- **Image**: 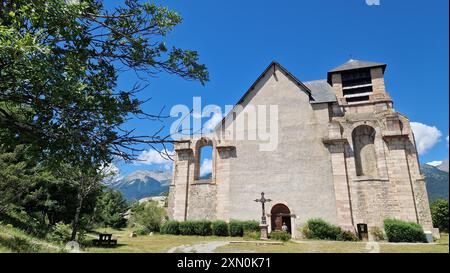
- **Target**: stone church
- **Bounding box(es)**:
[168,59,438,238]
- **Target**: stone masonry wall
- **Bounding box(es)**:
[187,183,217,220]
[223,67,337,234]
[169,62,437,238]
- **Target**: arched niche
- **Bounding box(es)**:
[352,125,378,177]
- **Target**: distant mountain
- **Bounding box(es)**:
[436,160,448,172]
[105,170,171,201]
[426,160,449,172]
[106,164,448,204]
[421,162,449,203]
[199,173,212,180]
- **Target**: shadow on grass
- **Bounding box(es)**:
[0,235,41,253]
[85,243,126,250]
[85,228,126,249]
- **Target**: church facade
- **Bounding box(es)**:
[167,59,437,238]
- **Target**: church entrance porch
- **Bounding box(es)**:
[270,204,292,234]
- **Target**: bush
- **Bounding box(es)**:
[384,219,426,243]
[0,236,41,253]
[431,199,449,233]
[370,226,386,241]
[128,201,166,233]
[47,222,72,244]
[160,220,180,235]
[241,220,260,232]
[229,220,244,237]
[244,230,261,240]
[165,220,260,237]
[161,220,214,236]
[178,221,212,236]
[228,220,260,237]
[178,221,197,235]
[0,210,48,237]
[302,219,341,240]
[269,231,291,242]
[302,218,358,241]
[212,221,228,236]
[193,220,212,236]
[135,228,150,236]
[337,230,359,241]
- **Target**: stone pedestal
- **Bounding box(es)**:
[431,228,441,239]
[424,231,434,243]
[259,224,269,240]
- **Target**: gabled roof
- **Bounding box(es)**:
[329,59,387,73]
[304,80,337,104]
[225,60,314,115]
[214,61,335,131]
[235,61,313,107]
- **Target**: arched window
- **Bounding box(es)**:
[352,125,378,177]
[195,139,213,180]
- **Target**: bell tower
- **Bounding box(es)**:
[327,59,393,113]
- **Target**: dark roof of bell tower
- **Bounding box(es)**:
[329,59,387,73]
[327,59,387,83]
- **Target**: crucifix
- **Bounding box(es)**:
[254,192,272,225]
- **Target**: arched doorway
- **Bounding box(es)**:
[270,204,291,234]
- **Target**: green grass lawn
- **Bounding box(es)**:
[0,244,11,253]
[1,223,448,253]
[84,228,449,253]
[84,227,244,253]
[215,234,449,253]
[215,240,369,253]
[0,224,63,253]
[379,233,449,253]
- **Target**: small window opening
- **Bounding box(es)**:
[346,96,370,103]
[341,69,372,87]
[198,145,213,180]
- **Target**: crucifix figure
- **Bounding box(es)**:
[254,192,272,225]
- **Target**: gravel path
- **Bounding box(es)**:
[167,241,230,253]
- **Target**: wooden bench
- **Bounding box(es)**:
[92,233,117,247]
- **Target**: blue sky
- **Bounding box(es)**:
[108,0,449,176]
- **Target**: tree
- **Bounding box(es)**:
[431,199,449,233]
[1,0,208,241]
[128,200,166,233]
[93,189,128,228]
[0,0,208,166]
[55,164,104,241]
[0,144,53,215]
[23,174,100,227]
[0,142,100,236]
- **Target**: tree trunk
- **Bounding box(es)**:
[71,192,84,241]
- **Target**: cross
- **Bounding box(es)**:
[254,192,271,225]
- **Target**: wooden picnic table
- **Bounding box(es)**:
[92,233,117,247]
